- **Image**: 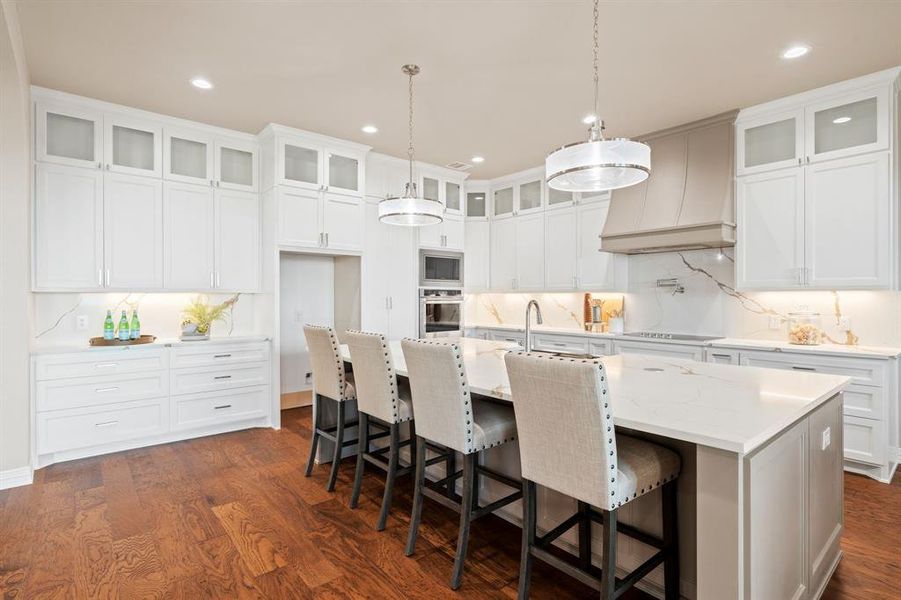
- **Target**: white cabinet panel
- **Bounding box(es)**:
[215,189,260,291]
[531,333,590,354]
[736,110,804,176]
[843,415,886,466]
[103,173,163,289]
[443,216,465,251]
[464,220,489,292]
[216,138,258,192]
[578,201,619,290]
[418,222,442,249]
[515,214,545,290]
[589,339,614,356]
[164,128,214,185]
[323,192,363,251]
[37,398,168,455]
[35,101,103,170]
[804,153,890,289]
[104,114,161,177]
[544,208,578,290]
[279,138,322,190]
[170,363,269,396]
[34,163,104,290]
[736,169,804,290]
[278,187,322,249]
[35,349,168,381]
[326,150,363,196]
[490,218,517,291]
[613,340,704,361]
[37,371,168,412]
[806,87,889,163]
[163,181,215,289]
[173,386,268,430]
[170,342,269,369]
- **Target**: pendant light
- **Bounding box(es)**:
[379,64,444,226]
[545,0,650,192]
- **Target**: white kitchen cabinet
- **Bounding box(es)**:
[578,200,620,290]
[489,218,517,290]
[216,189,261,291]
[543,200,621,292]
[277,136,365,197]
[517,178,543,214]
[806,87,889,164]
[736,169,805,289]
[544,207,578,290]
[492,185,514,219]
[103,114,162,178]
[216,138,258,192]
[612,340,706,361]
[103,173,163,289]
[547,187,576,210]
[34,163,104,290]
[279,138,322,190]
[466,191,487,218]
[736,109,804,176]
[464,220,489,291]
[277,187,322,249]
[445,180,463,214]
[514,213,545,290]
[163,181,216,290]
[322,191,363,251]
[419,215,464,251]
[326,150,363,197]
[804,153,890,289]
[164,127,214,185]
[35,101,103,170]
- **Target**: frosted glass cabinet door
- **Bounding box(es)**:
[493,186,514,218]
[104,173,164,289]
[104,116,162,177]
[547,187,575,209]
[422,176,440,204]
[36,102,103,170]
[736,111,803,175]
[34,163,104,289]
[518,180,543,214]
[466,192,486,217]
[806,88,889,163]
[279,140,321,189]
[216,139,258,192]
[326,152,362,196]
[164,129,214,185]
[445,181,462,213]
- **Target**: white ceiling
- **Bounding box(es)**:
[14,0,901,178]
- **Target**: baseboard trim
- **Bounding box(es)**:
[0,466,33,490]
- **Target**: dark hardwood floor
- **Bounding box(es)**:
[1,406,898,599]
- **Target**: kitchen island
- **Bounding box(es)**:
[340,338,849,599]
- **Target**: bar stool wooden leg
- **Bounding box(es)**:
[377,423,400,531]
[350,412,369,509]
[450,453,477,590]
[662,480,680,600]
[304,393,321,477]
[517,479,537,600]
[600,508,618,600]
[405,435,426,556]
[326,400,345,492]
[578,500,592,570]
[445,452,456,498]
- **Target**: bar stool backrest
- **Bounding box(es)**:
[345,330,404,423]
[401,338,474,454]
[303,325,350,402]
[504,352,619,510]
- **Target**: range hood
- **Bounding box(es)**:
[601,110,738,254]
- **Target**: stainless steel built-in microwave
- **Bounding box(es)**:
[419,250,463,288]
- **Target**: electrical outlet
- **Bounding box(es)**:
[75,315,88,331]
[305,372,313,384]
[768,316,782,330]
[821,427,831,451]
[838,316,851,330]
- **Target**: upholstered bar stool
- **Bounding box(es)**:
[303,325,359,492]
[504,352,681,600]
[345,330,417,531]
[401,338,522,590]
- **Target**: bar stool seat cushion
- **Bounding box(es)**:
[613,434,681,507]
[471,399,517,451]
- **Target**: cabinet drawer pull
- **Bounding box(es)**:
[94,363,119,368]
[95,420,119,427]
[213,354,232,358]
[214,404,232,410]
[95,386,120,393]
[214,375,232,380]
[791,365,817,371]
[551,342,566,347]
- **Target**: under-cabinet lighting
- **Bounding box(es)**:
[781,44,810,59]
[832,116,851,124]
[190,77,213,90]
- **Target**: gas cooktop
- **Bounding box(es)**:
[623,331,723,342]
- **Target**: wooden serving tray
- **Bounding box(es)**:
[89,335,157,347]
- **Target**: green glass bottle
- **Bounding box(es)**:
[130,310,141,340]
[103,310,115,340]
[118,310,130,341]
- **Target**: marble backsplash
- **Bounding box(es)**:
[32,292,260,347]
[467,248,901,349]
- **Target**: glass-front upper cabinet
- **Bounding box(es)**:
[104,115,161,177]
[216,139,258,192]
[466,191,486,218]
[517,179,543,214]
[164,128,214,185]
[421,175,440,204]
[736,110,803,176]
[445,181,462,213]
[326,150,363,196]
[280,140,321,190]
[36,102,103,170]
[493,186,514,218]
[546,186,575,209]
[806,88,889,163]
[578,189,611,205]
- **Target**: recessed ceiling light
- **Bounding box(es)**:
[474,196,484,200]
[361,125,378,134]
[471,156,485,163]
[832,116,851,124]
[190,77,213,90]
[582,114,597,124]
[781,44,810,59]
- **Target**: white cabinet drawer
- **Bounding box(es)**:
[739,351,887,387]
[487,330,525,348]
[843,385,884,420]
[706,348,740,364]
[36,371,169,412]
[589,340,614,356]
[613,340,705,361]
[173,385,268,430]
[843,415,886,466]
[37,398,168,454]
[170,363,268,396]
[531,334,590,354]
[35,348,168,381]
[170,342,269,368]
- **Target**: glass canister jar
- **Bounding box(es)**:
[787,310,823,345]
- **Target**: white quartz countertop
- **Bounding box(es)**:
[341,338,850,455]
[31,335,270,355]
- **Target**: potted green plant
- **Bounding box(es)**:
[180,294,239,340]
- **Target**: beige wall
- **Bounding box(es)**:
[0,0,33,475]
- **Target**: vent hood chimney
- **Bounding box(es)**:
[601,110,738,254]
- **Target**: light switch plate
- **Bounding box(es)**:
[821,427,831,451]
[75,315,88,331]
